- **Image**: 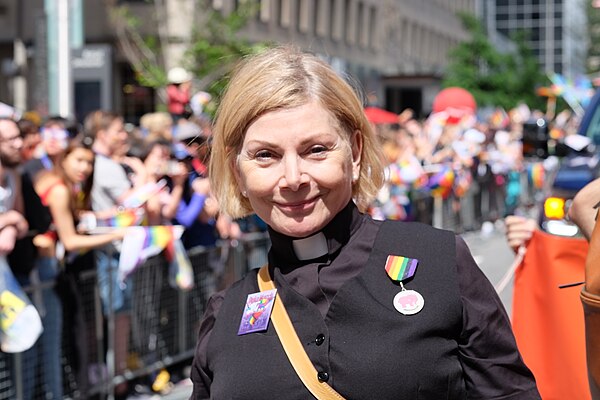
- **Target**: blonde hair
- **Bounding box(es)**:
[139,112,173,141]
[210,45,384,218]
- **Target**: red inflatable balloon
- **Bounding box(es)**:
[432,87,477,114]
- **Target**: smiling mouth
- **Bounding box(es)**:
[275,197,318,212]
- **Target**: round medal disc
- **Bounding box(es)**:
[393,289,424,315]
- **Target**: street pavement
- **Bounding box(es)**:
[150,222,517,400]
[461,221,517,315]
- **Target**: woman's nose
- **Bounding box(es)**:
[280,155,307,191]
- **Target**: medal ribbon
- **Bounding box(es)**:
[385,255,419,282]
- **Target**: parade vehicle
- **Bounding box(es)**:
[528,89,600,236]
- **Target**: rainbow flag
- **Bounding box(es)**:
[528,162,545,189]
[426,166,455,199]
[118,225,184,282]
[97,209,144,228]
[385,255,419,282]
[490,108,510,129]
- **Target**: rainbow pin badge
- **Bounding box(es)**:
[238,289,277,335]
[385,255,424,315]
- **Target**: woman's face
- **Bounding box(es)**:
[42,125,69,157]
[235,101,361,238]
[145,144,171,176]
[63,148,94,184]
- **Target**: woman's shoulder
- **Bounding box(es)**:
[35,174,67,203]
[382,219,455,239]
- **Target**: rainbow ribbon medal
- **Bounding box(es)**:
[385,255,419,282]
[385,255,425,315]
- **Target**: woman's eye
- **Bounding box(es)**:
[255,150,274,160]
[309,145,327,155]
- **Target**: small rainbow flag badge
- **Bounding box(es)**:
[385,255,419,282]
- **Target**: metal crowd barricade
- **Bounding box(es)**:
[426,165,534,233]
[1,232,271,399]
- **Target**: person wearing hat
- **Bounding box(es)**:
[171,121,213,246]
[167,67,193,123]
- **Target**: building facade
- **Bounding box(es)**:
[488,0,588,79]
[0,0,477,122]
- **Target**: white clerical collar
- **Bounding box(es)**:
[292,232,328,261]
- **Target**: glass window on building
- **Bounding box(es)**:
[554,62,562,73]
[555,26,562,41]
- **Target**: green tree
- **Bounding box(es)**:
[443,13,547,111]
[186,2,271,105]
[107,0,268,112]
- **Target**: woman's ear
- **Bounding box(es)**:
[351,130,363,179]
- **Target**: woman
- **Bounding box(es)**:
[190,46,540,399]
[34,135,126,252]
[28,135,124,400]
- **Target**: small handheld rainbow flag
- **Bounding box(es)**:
[97,209,144,228]
[528,162,545,189]
[385,255,419,282]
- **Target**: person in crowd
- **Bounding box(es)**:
[166,67,193,123]
[171,121,216,249]
[29,135,127,400]
[0,118,28,240]
[139,138,187,225]
[139,112,174,142]
[17,118,42,162]
[84,110,147,397]
[189,46,540,399]
[0,117,56,399]
[172,120,240,244]
[33,133,126,253]
[23,116,78,178]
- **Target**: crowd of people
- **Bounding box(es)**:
[367,102,580,234]
[0,108,242,398]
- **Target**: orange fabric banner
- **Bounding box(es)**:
[512,230,590,400]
